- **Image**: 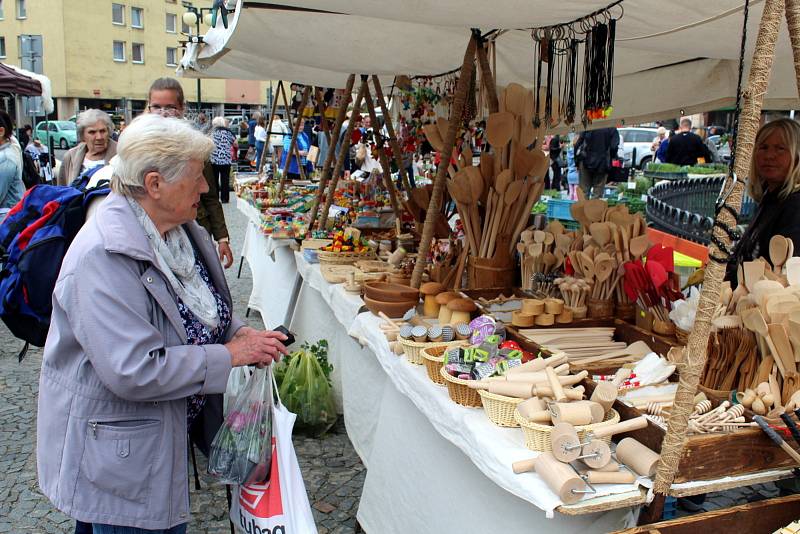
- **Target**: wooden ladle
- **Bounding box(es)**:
[770,235,790,272]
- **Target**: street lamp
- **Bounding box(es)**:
[181,2,214,113]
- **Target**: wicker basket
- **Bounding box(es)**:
[514,408,620,452]
[318,250,377,266]
[420,345,452,385]
[399,337,464,365]
[439,366,482,407]
[478,389,524,427]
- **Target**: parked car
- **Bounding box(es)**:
[34,120,77,149]
[619,127,659,169]
[708,135,732,164]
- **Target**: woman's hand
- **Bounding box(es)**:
[226,328,289,367]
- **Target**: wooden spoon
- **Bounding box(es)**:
[788,319,800,363]
[570,201,591,230]
[629,235,651,262]
[504,83,527,117]
[769,323,797,375]
[423,123,445,152]
[770,235,790,272]
[743,261,766,293]
[589,223,611,249]
[742,307,786,377]
[786,257,800,286]
[584,199,607,224]
[486,112,515,148]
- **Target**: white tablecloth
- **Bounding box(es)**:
[284,256,638,531]
[237,196,301,329]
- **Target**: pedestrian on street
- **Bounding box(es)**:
[196,112,210,134]
[269,115,289,171]
[651,127,668,162]
[146,77,234,269]
[209,116,237,204]
[56,109,117,186]
[0,110,24,217]
[36,113,289,534]
[574,126,619,199]
[280,116,310,180]
[566,136,580,200]
[548,134,564,190]
[253,115,267,172]
[694,127,720,163]
[665,117,710,166]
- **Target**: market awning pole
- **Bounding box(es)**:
[308,74,355,235]
[646,0,784,520]
[475,37,499,114]
[258,80,284,177]
[410,32,478,289]
[785,0,800,94]
[319,77,368,231]
[363,76,403,220]
[279,85,311,195]
[372,75,413,192]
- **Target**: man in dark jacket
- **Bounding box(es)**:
[665,118,710,166]
[548,134,564,190]
[575,127,619,199]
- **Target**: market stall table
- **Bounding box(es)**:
[236,195,302,329]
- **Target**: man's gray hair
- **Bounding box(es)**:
[76,109,114,142]
[111,114,213,197]
[680,117,693,129]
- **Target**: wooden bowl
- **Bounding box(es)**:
[363,282,420,303]
[363,296,418,318]
[388,274,412,285]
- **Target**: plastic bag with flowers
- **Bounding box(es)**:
[208,366,273,485]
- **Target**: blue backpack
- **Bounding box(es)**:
[0,166,109,359]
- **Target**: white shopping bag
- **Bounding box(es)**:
[231,370,317,534]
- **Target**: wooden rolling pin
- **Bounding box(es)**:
[466,381,584,400]
[585,470,637,484]
[546,366,567,402]
[615,438,660,477]
[484,369,586,386]
[512,452,586,504]
[506,353,568,375]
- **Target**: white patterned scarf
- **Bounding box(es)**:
[127,197,220,329]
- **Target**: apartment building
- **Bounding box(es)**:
[0,0,270,122]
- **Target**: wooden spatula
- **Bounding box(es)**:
[769,323,797,375]
[770,235,790,272]
[742,307,786,376]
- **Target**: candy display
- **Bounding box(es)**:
[443,339,524,381]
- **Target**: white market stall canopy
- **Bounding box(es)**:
[181,0,800,125]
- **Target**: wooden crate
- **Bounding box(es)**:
[580,379,800,483]
[617,493,800,533]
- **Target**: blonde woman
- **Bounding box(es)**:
[728,118,800,285]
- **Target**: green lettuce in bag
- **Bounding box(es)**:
[278,340,337,436]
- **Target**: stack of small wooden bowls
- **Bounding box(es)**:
[511,298,572,328]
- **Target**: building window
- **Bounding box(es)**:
[131,7,143,29]
[0,38,6,59]
[0,1,5,20]
[132,42,144,64]
[166,47,177,66]
[113,40,125,62]
[112,3,125,25]
[181,19,190,34]
[165,12,176,33]
[15,0,25,19]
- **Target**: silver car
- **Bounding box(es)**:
[619,127,659,169]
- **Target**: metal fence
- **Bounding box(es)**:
[646,176,756,245]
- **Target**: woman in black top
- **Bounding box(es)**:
[728,118,800,285]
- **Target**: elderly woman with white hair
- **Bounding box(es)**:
[56,108,117,185]
[37,114,288,534]
[209,115,236,203]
